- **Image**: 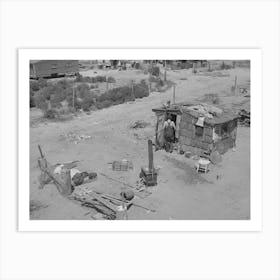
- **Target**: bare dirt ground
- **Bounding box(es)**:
[30,67,250,220]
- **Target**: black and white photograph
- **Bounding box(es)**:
[28,58,251,221]
[2,1,280,280]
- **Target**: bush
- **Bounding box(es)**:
[90,84,98,89]
[30,78,48,92]
[95,100,114,109]
[34,89,50,111]
[134,80,149,99]
[44,109,57,119]
[220,61,233,70]
[107,76,116,83]
[30,81,40,91]
[75,73,83,82]
[148,65,160,77]
[149,75,159,83]
[30,90,36,107]
[96,75,106,82]
[38,78,47,88]
[97,86,131,103]
[75,74,109,84]
[76,83,90,98]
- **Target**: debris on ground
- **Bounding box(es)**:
[70,185,118,219]
[238,109,250,126]
[37,145,96,193]
[120,190,135,201]
[70,184,155,220]
[60,131,92,144]
[109,159,133,171]
[129,120,150,129]
[99,172,152,198]
[184,151,192,158]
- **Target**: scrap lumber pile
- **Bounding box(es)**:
[70,184,155,220]
[238,109,250,126]
[37,140,157,220]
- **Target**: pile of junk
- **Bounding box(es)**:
[37,141,157,220]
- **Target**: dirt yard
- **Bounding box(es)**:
[30,67,250,220]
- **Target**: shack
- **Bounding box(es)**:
[152,103,239,156]
[30,60,79,79]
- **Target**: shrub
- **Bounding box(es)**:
[90,84,98,89]
[56,79,71,89]
[95,100,114,109]
[30,90,36,108]
[96,75,106,82]
[135,62,140,69]
[134,80,149,99]
[30,80,40,91]
[30,78,47,92]
[75,72,83,82]
[220,61,232,70]
[44,109,57,119]
[75,74,109,83]
[38,78,47,88]
[148,65,160,77]
[97,86,131,103]
[148,75,158,83]
[76,83,90,98]
[34,89,50,111]
[107,76,116,83]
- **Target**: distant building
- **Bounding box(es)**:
[30,60,79,79]
[152,102,239,156]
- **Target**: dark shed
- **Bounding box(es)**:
[30,60,79,79]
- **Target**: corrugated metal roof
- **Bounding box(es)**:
[152,102,239,126]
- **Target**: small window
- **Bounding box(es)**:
[195,125,204,137]
[221,123,229,136]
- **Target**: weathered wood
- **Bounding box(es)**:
[97,193,156,213]
[204,135,213,144]
[37,146,72,196]
[148,139,154,172]
[99,173,150,198]
[84,191,118,212]
[180,128,193,138]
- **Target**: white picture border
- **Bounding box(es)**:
[18,48,262,232]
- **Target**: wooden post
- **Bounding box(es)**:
[234,75,237,95]
[106,76,108,93]
[148,139,154,172]
[131,80,135,100]
[155,115,159,148]
[72,82,75,109]
[172,85,176,104]
[193,62,196,73]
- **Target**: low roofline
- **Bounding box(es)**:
[152,108,182,115]
[152,103,239,125]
